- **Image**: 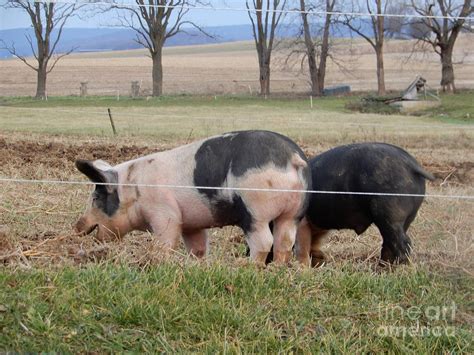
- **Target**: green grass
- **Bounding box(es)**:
[0,94,350,112]
[417,90,474,123]
[344,90,474,123]
[1,94,471,143]
[0,95,374,142]
[0,263,472,352]
[1,91,472,124]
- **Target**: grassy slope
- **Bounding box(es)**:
[416,91,474,123]
[1,91,472,121]
[0,94,472,143]
[0,94,348,111]
[0,263,472,352]
[0,95,361,142]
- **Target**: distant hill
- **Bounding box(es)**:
[0,25,255,58]
[0,22,368,59]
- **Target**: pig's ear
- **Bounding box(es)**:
[75,159,114,184]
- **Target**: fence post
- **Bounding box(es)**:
[80,82,88,97]
[131,81,140,98]
[108,108,117,136]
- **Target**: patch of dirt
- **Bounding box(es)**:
[0,137,169,171]
[0,229,201,268]
[422,161,474,185]
[1,138,473,185]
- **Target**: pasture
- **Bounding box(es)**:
[1,35,473,96]
[0,92,473,352]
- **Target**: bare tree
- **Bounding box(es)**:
[0,1,78,99]
[340,0,390,96]
[299,0,336,96]
[409,0,472,92]
[246,0,288,96]
[112,0,208,97]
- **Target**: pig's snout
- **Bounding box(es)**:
[75,217,97,236]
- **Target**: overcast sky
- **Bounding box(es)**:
[0,1,264,30]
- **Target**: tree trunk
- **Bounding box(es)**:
[440,46,456,92]
[35,63,47,99]
[317,63,326,96]
[259,54,271,96]
[152,48,163,97]
[375,0,385,96]
[301,0,321,97]
[318,10,332,96]
[309,55,321,97]
[375,44,386,96]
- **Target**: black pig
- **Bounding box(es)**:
[295,143,434,266]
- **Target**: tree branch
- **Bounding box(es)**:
[0,39,38,72]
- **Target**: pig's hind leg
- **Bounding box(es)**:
[183,229,208,258]
[246,222,274,264]
[372,200,413,264]
[377,221,412,264]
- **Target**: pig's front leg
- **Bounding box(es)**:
[309,226,328,267]
[294,218,312,266]
[272,217,298,265]
[148,214,182,254]
[183,229,208,258]
[295,219,328,267]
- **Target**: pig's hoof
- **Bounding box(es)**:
[273,251,292,265]
[296,255,312,267]
[381,247,410,265]
[190,250,206,259]
[253,251,271,265]
[311,250,327,268]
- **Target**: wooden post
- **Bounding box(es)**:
[131,81,140,98]
[107,108,117,136]
[80,82,88,97]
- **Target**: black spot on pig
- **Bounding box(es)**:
[193,130,307,199]
[76,160,120,217]
[214,195,253,233]
[91,185,120,217]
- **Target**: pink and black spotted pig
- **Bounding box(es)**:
[75,130,311,264]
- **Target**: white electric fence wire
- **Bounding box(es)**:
[1,177,473,200]
[33,0,474,21]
